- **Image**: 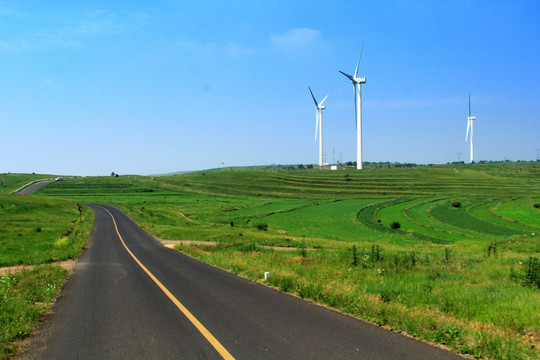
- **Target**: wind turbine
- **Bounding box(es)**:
[465,94,476,164]
[309,87,328,167]
[340,44,366,170]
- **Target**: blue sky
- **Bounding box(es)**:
[1,0,539,176]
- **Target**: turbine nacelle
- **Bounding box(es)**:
[340,43,367,170]
[308,86,328,110]
[355,76,366,84]
[466,94,476,164]
[466,94,476,142]
[339,71,366,85]
[309,87,328,167]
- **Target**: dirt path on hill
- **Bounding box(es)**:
[0,259,77,275]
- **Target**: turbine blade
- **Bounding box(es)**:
[466,120,470,142]
[315,111,319,141]
[309,87,318,107]
[319,95,328,107]
[468,93,471,117]
[355,42,364,78]
[339,71,355,82]
[354,85,358,129]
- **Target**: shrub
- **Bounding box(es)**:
[533,203,540,209]
[351,245,358,266]
[451,201,462,208]
[524,257,539,288]
[409,251,417,266]
[487,242,497,257]
[390,221,401,229]
[432,325,462,346]
[379,290,392,303]
[255,223,268,231]
[371,244,382,263]
[277,276,297,292]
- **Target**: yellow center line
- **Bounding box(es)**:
[101,206,235,360]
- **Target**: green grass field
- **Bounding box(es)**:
[3,162,540,359]
[1,267,67,358]
[0,194,94,266]
[0,173,57,194]
[0,174,94,358]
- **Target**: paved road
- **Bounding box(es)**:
[18,204,463,359]
[16,180,56,195]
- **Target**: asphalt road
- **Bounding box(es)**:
[18,204,464,360]
[16,180,56,195]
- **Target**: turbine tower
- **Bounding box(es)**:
[309,87,328,167]
[465,94,476,164]
[340,44,366,170]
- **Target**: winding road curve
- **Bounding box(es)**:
[15,180,57,195]
[18,204,463,359]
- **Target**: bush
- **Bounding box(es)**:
[379,289,392,303]
[487,242,497,257]
[533,203,540,209]
[255,223,268,231]
[524,257,539,288]
[390,221,401,229]
[451,201,462,208]
[371,244,382,262]
[409,251,417,266]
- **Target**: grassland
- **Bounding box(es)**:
[0,194,94,266]
[1,267,67,358]
[11,162,540,359]
[0,175,94,358]
[0,173,57,194]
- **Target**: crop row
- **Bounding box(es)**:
[364,197,537,245]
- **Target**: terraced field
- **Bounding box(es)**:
[6,162,540,359]
[0,173,56,195]
[493,196,540,228]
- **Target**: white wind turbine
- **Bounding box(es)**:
[309,87,328,167]
[465,94,476,164]
[340,44,366,170]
